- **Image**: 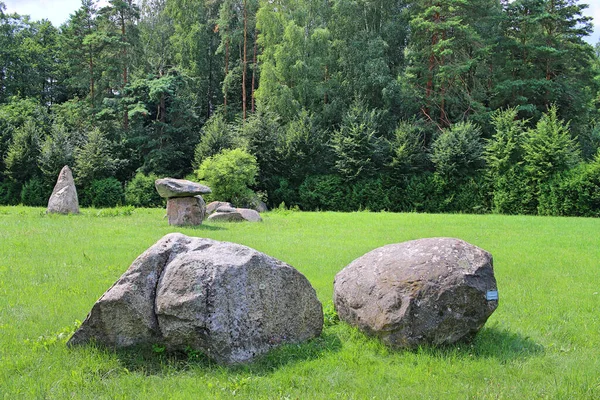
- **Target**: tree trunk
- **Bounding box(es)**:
[121,12,129,130]
[251,28,257,113]
[207,28,214,118]
[242,0,248,121]
[224,38,229,112]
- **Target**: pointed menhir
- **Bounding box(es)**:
[47,165,79,214]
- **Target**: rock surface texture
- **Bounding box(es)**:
[207,210,245,222]
[333,238,498,348]
[155,178,210,226]
[155,178,211,198]
[68,233,323,364]
[236,208,262,222]
[47,165,79,214]
[166,196,206,226]
[206,201,234,217]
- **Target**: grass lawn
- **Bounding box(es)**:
[1,206,599,399]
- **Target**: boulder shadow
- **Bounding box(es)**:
[179,223,227,231]
[414,324,544,362]
[112,331,342,376]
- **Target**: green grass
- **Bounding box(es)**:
[1,206,599,399]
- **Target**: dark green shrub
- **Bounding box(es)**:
[402,172,446,213]
[388,119,430,176]
[269,177,299,209]
[521,105,580,213]
[331,99,385,182]
[21,177,49,207]
[349,177,391,211]
[0,181,21,205]
[538,153,600,217]
[485,107,529,215]
[85,178,124,208]
[125,172,164,208]
[430,121,484,179]
[299,175,350,211]
[445,176,489,214]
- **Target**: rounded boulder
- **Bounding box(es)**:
[333,237,498,348]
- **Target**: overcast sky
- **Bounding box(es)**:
[3,0,600,44]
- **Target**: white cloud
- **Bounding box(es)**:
[584,2,600,44]
[4,0,111,27]
[3,0,600,43]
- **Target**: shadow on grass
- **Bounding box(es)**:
[413,324,545,362]
[112,331,342,376]
[182,224,227,231]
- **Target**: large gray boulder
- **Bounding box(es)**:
[155,178,211,198]
[68,233,323,364]
[166,196,206,226]
[47,165,79,214]
[333,238,498,349]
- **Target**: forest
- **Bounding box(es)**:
[0,0,599,216]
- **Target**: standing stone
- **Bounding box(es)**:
[155,178,211,198]
[68,233,323,365]
[166,196,206,226]
[334,238,498,349]
[47,165,79,214]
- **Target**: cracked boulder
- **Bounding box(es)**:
[333,238,498,349]
[68,233,323,364]
[166,196,206,226]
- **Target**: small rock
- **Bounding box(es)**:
[155,178,211,198]
[207,211,244,222]
[215,205,237,213]
[236,208,262,222]
[206,201,234,217]
[166,196,206,226]
[47,165,79,214]
[333,237,498,348]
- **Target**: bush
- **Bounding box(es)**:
[538,153,600,217]
[349,176,392,212]
[522,105,580,213]
[430,121,484,179]
[485,107,529,215]
[489,168,529,214]
[196,148,258,205]
[269,176,299,209]
[84,178,124,208]
[0,181,21,205]
[299,175,349,211]
[125,172,164,208]
[21,177,49,207]
[401,172,446,213]
[388,119,430,176]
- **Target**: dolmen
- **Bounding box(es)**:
[68,233,323,365]
[155,178,211,226]
[334,238,498,348]
[47,165,79,214]
[205,201,262,222]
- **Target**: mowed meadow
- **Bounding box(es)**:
[1,206,599,399]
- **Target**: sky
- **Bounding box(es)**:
[2,0,600,44]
